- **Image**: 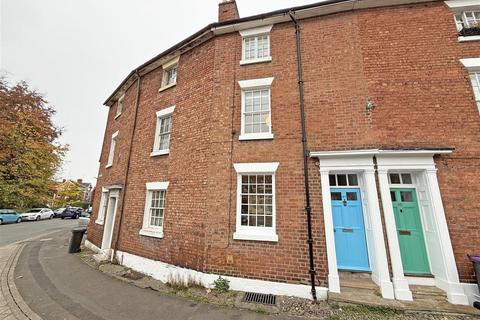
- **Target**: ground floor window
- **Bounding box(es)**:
[95,188,109,225]
[140,181,169,239]
[233,162,279,242]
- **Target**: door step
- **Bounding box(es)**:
[339,271,372,280]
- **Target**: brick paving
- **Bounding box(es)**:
[0,245,19,320]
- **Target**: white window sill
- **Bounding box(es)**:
[158,83,176,93]
[105,164,112,169]
[458,35,480,42]
[95,219,104,225]
[150,149,170,157]
[233,231,278,242]
[139,228,164,239]
[240,56,272,66]
[114,113,122,120]
[239,133,274,141]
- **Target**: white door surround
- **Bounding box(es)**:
[101,188,120,259]
[376,150,469,305]
[311,150,394,299]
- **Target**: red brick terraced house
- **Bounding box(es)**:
[86,0,480,306]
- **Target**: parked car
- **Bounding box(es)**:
[54,207,66,217]
[21,208,54,221]
[56,207,81,219]
[0,209,22,225]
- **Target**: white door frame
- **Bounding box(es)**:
[101,188,120,258]
[376,150,469,305]
[311,150,394,299]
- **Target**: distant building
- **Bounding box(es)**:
[51,179,93,207]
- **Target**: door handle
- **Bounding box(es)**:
[342,228,354,233]
[399,230,411,236]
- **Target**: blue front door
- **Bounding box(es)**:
[331,188,370,271]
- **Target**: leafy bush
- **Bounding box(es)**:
[212,276,230,294]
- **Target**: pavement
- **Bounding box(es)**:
[12,230,295,320]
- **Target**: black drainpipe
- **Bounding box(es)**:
[112,70,141,262]
[288,11,317,301]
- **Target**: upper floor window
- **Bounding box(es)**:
[238,77,274,141]
[239,25,273,65]
[233,162,279,242]
[116,94,124,118]
[460,58,480,114]
[106,131,118,168]
[151,106,175,156]
[140,182,169,239]
[446,1,480,40]
[159,56,180,92]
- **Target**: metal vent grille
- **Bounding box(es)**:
[243,292,276,305]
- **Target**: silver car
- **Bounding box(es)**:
[21,208,54,221]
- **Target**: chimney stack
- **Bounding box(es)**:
[218,0,239,22]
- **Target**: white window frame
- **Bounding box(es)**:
[238,77,274,141]
[140,181,169,239]
[159,56,180,92]
[446,0,480,42]
[95,188,109,225]
[115,94,124,119]
[106,131,118,168]
[151,106,175,157]
[239,25,273,65]
[233,162,279,242]
[460,58,480,114]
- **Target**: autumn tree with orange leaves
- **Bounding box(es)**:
[0,77,67,209]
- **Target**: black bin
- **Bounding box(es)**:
[468,255,480,309]
[69,227,87,253]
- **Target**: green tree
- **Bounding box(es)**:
[0,77,67,209]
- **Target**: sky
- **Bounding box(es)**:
[0,0,319,185]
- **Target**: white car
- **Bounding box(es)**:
[21,208,54,221]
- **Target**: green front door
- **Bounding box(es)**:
[391,188,431,275]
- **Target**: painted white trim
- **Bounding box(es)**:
[146,181,169,190]
[239,25,273,37]
[233,162,279,173]
[158,82,176,92]
[152,106,175,155]
[445,0,480,9]
[115,249,328,300]
[85,240,101,254]
[240,56,272,66]
[150,149,170,157]
[460,57,480,70]
[156,105,175,118]
[461,282,480,306]
[406,276,436,286]
[106,131,119,168]
[239,132,274,141]
[162,56,180,70]
[139,228,164,239]
[238,77,274,89]
[233,231,278,242]
[140,181,169,239]
[233,162,279,242]
[316,154,393,299]
[459,35,480,42]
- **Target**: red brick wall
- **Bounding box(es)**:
[88,1,480,285]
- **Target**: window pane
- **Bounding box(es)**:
[337,174,347,186]
[390,191,397,202]
[239,174,274,229]
[400,191,413,202]
[348,174,358,186]
[331,192,342,201]
[401,173,412,184]
[346,192,357,201]
[148,190,166,228]
[389,174,401,184]
[329,174,336,186]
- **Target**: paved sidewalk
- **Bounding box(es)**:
[0,245,16,320]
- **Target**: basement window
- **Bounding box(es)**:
[159,56,180,92]
[151,106,175,157]
[239,25,273,65]
[140,182,169,239]
[233,162,279,242]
